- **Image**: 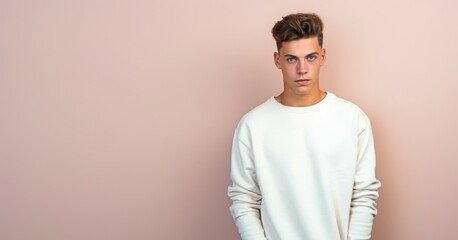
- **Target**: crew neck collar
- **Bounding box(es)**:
[270,91,333,113]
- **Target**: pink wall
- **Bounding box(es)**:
[1,1,457,239]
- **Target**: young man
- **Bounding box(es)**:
[228,13,381,240]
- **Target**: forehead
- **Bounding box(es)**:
[279,37,321,55]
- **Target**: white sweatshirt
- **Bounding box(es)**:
[228,92,381,240]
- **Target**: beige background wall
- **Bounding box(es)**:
[1,0,457,239]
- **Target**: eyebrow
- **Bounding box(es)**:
[284,52,319,58]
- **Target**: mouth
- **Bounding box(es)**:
[295,79,311,86]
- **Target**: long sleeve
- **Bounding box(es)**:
[348,116,381,240]
[228,94,381,240]
[227,125,267,240]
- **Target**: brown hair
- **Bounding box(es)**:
[271,13,324,51]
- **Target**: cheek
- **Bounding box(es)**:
[310,63,321,73]
[284,64,297,73]
[282,67,296,77]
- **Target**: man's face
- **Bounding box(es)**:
[274,37,326,98]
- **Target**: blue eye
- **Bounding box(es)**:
[286,57,296,63]
[307,55,318,62]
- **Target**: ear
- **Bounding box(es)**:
[273,52,281,69]
[320,48,327,66]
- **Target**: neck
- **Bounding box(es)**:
[276,90,327,107]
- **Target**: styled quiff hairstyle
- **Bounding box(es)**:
[271,13,324,51]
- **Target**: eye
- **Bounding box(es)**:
[307,54,318,62]
[286,57,297,63]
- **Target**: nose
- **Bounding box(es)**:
[297,59,308,75]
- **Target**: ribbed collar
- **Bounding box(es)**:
[269,91,334,113]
